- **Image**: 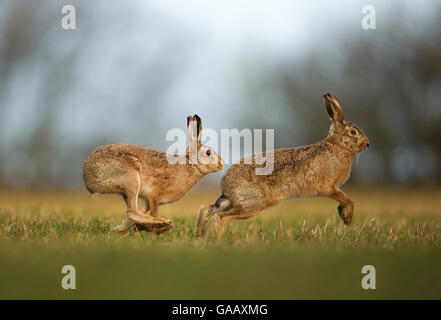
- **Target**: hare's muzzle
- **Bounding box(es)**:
[217,157,224,170]
[361,141,370,151]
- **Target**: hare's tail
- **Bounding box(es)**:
[214,194,231,211]
[195,194,232,237]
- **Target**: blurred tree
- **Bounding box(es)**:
[241,7,441,186]
[0,1,440,187]
[0,1,191,187]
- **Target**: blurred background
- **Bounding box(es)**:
[0,0,440,188]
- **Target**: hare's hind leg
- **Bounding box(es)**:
[214,189,268,237]
[111,197,148,233]
[132,197,173,234]
[110,170,172,233]
[196,192,265,238]
[214,198,264,238]
[112,198,171,234]
[329,189,354,226]
[124,182,172,228]
[195,204,215,237]
[195,204,261,238]
[213,206,263,238]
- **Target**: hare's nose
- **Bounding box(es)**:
[366,143,370,148]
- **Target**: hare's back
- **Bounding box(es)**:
[86,144,167,166]
[83,144,168,191]
[222,148,304,182]
[220,146,328,203]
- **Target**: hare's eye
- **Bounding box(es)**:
[350,129,357,135]
[206,150,211,156]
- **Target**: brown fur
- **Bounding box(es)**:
[195,93,370,237]
[83,115,223,234]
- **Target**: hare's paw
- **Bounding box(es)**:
[110,225,127,234]
[110,218,135,234]
[134,217,174,234]
[151,222,174,234]
[128,210,166,225]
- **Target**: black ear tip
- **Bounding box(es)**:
[194,115,202,125]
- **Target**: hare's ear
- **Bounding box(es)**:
[187,115,198,146]
[193,114,202,145]
[187,115,198,163]
[187,115,193,129]
[323,93,344,126]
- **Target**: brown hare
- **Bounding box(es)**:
[83,115,223,234]
[195,93,370,237]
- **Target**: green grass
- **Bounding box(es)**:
[0,187,441,299]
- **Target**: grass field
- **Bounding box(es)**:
[0,186,441,299]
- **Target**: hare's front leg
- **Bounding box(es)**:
[148,197,159,217]
[329,189,354,226]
